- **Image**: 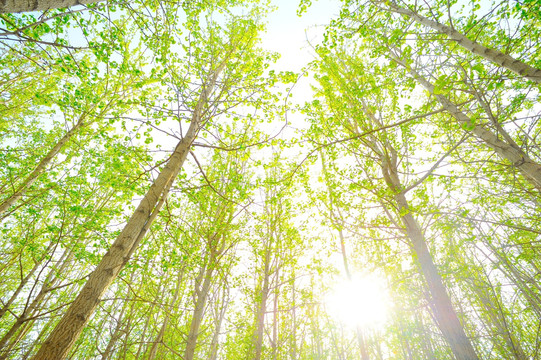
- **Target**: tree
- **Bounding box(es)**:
[2,0,541,358]
[0,0,102,13]
[368,0,541,84]
[32,12,273,359]
[308,46,479,359]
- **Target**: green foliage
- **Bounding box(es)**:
[1,0,541,359]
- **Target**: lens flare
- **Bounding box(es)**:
[325,273,391,329]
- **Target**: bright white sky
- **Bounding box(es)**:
[261,0,341,107]
[261,0,341,73]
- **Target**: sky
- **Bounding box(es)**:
[254,0,342,144]
[261,0,341,73]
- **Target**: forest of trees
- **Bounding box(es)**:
[0,0,540,359]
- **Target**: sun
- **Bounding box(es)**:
[324,273,391,329]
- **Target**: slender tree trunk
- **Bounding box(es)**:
[0,236,60,320]
[148,270,183,360]
[100,272,138,360]
[290,276,297,360]
[0,246,73,358]
[136,274,166,359]
[379,153,478,359]
[486,244,541,317]
[119,312,132,360]
[0,116,85,217]
[474,281,527,360]
[253,247,271,360]
[32,66,223,360]
[396,194,478,359]
[397,60,541,191]
[310,310,323,359]
[379,0,541,84]
[208,287,228,360]
[0,253,46,320]
[21,316,54,360]
[100,304,126,360]
[184,262,214,360]
[0,0,102,13]
[271,268,279,360]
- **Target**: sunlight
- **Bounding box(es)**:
[325,273,391,329]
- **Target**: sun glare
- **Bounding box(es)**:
[325,274,391,329]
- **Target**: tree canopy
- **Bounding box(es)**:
[1,0,540,359]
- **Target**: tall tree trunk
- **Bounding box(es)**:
[252,245,271,360]
[0,246,51,320]
[380,153,479,360]
[208,286,228,360]
[0,246,73,358]
[184,262,214,360]
[0,116,85,217]
[148,269,183,360]
[21,316,54,359]
[32,65,223,360]
[396,59,541,191]
[135,274,166,359]
[379,0,541,84]
[271,268,279,360]
[100,271,138,360]
[486,244,541,317]
[0,0,102,13]
[99,302,127,360]
[474,278,527,360]
[289,275,297,360]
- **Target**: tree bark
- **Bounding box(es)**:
[31,66,223,360]
[207,286,227,360]
[0,251,47,320]
[473,278,527,360]
[147,270,183,360]
[99,300,127,360]
[253,245,271,360]
[0,246,73,359]
[135,274,166,359]
[396,59,541,191]
[379,0,541,84]
[355,100,478,358]
[0,0,102,13]
[183,263,214,360]
[379,153,479,360]
[0,116,85,217]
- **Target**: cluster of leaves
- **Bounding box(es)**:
[1,0,541,359]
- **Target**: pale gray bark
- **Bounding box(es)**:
[99,301,127,360]
[184,263,214,360]
[380,157,479,360]
[0,0,102,13]
[0,116,85,218]
[31,65,224,360]
[0,246,73,359]
[0,253,47,321]
[474,278,527,360]
[395,57,541,191]
[100,271,140,360]
[207,287,228,360]
[136,275,166,359]
[32,127,193,360]
[379,0,541,84]
[355,104,479,359]
[148,270,183,360]
[253,243,271,360]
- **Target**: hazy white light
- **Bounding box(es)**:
[325,274,390,329]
